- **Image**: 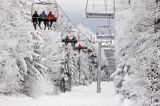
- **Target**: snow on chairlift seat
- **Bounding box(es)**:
[86,0,115,19]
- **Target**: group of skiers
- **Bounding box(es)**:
[62,36,77,47]
[32,11,57,30]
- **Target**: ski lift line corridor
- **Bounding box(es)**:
[86,0,115,19]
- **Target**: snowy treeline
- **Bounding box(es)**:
[0,0,96,97]
[114,0,160,106]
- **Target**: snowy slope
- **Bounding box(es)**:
[0,82,121,106]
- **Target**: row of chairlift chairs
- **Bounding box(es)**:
[86,0,116,49]
[60,24,99,68]
[31,1,94,54]
[30,1,104,67]
[61,27,98,66]
[61,29,93,54]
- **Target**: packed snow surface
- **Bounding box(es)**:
[0,82,122,106]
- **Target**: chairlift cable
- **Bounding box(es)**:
[54,0,81,39]
[104,0,108,14]
[93,0,95,10]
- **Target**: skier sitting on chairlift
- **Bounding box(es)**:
[32,11,41,30]
[77,44,82,53]
[47,11,57,30]
[64,36,69,45]
[39,11,49,30]
[71,36,77,47]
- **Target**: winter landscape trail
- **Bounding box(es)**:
[0,82,121,106]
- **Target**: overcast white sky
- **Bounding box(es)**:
[56,0,109,32]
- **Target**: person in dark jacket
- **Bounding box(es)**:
[32,11,39,30]
[39,11,49,30]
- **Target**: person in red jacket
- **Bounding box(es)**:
[47,11,57,30]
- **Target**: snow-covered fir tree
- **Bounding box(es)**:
[0,0,97,97]
[114,0,160,105]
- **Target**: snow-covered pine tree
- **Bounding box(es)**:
[114,0,160,105]
[0,0,53,96]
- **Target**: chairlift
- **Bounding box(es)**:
[101,40,114,47]
[96,25,115,40]
[101,45,114,48]
[31,1,59,30]
[86,0,115,19]
[90,54,97,59]
[104,48,115,52]
[83,48,93,53]
[61,21,79,39]
[61,30,78,39]
[31,1,59,17]
[107,58,116,62]
[75,44,88,53]
[62,36,78,47]
[104,49,115,52]
[61,26,79,47]
[105,51,114,57]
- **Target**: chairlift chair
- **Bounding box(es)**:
[83,48,93,54]
[61,36,78,46]
[101,45,114,48]
[89,54,97,59]
[61,28,79,47]
[105,51,115,57]
[86,0,115,19]
[61,30,79,40]
[104,48,115,52]
[104,49,115,52]
[75,43,88,53]
[61,21,79,40]
[31,1,59,19]
[96,25,115,40]
[102,39,114,44]
[100,40,115,49]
